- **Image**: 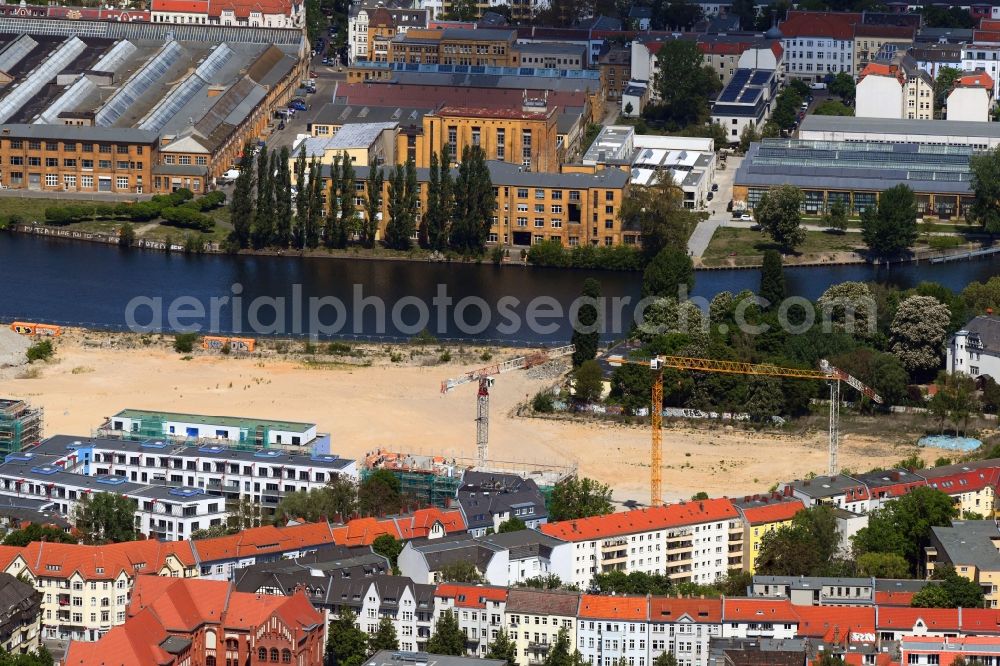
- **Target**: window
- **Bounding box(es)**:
[116,176,129,190]
[45,174,57,187]
[116,145,128,154]
[517,188,528,198]
[82,143,93,152]
[82,159,93,169]
[496,128,505,160]
[64,175,76,188]
[82,175,93,188]
[282,650,292,663]
[63,159,76,168]
[45,158,57,167]
[472,127,480,146]
[270,648,280,661]
[99,144,112,154]
[28,141,40,150]
[258,648,267,661]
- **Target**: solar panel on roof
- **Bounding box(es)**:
[739,88,762,104]
[750,70,772,86]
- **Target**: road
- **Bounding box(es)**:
[265,56,346,155]
[687,155,741,258]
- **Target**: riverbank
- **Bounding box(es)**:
[0,327,931,503]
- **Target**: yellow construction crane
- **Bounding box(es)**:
[607,355,883,506]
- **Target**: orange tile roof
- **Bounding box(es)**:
[874,591,914,606]
[794,605,875,643]
[981,18,1000,30]
[64,609,173,666]
[578,594,648,620]
[876,608,959,631]
[957,608,1000,633]
[330,508,466,547]
[722,598,798,623]
[152,0,297,17]
[192,521,335,562]
[779,10,862,41]
[151,0,208,12]
[737,499,805,525]
[15,539,195,581]
[540,499,738,542]
[959,72,994,89]
[435,583,508,608]
[648,597,723,624]
[698,41,748,56]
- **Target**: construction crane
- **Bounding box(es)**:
[441,345,575,467]
[607,355,883,507]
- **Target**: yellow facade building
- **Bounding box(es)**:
[388,28,517,66]
[927,520,1000,608]
[734,497,805,574]
[505,589,580,666]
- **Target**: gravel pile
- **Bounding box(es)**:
[0,328,30,368]
[526,359,569,381]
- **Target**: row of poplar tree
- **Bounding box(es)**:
[226,141,496,253]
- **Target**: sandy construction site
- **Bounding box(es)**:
[0,331,929,504]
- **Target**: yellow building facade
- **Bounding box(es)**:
[734,498,805,574]
[388,28,517,67]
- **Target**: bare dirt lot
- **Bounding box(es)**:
[0,331,936,504]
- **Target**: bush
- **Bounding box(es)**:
[173,333,198,353]
[161,205,214,232]
[26,339,54,363]
[118,222,135,248]
[327,342,352,355]
[193,191,226,211]
[183,233,205,254]
[532,391,555,413]
[527,240,643,271]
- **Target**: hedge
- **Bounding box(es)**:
[42,190,219,230]
[526,240,643,271]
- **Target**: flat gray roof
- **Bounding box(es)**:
[516,41,587,55]
[368,651,506,666]
[337,160,629,189]
[800,115,1000,139]
[0,123,157,143]
[932,520,1000,570]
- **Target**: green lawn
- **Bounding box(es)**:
[702,227,863,265]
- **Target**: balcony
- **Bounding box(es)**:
[528,641,551,652]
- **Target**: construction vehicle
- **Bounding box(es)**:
[441,345,575,467]
[607,355,882,507]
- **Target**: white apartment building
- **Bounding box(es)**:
[947,316,1000,378]
[434,584,508,656]
[649,598,724,666]
[540,499,742,589]
[855,53,934,120]
[576,597,651,666]
[963,45,1000,97]
[778,11,859,81]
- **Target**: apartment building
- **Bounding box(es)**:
[719,599,799,641]
[329,509,468,547]
[455,471,548,537]
[33,434,357,525]
[576,595,651,666]
[900,636,1000,664]
[948,71,995,122]
[963,44,1000,96]
[64,576,325,666]
[298,122,398,168]
[348,0,427,63]
[853,24,916,74]
[505,588,580,666]
[598,46,631,101]
[0,573,41,656]
[0,125,156,194]
[150,0,304,28]
[434,583,508,656]
[732,496,804,573]
[922,459,1000,517]
[750,576,875,606]
[388,28,517,66]
[710,68,779,144]
[851,468,927,512]
[786,475,872,514]
[911,43,963,79]
[649,597,723,666]
[927,520,1000,608]
[778,11,861,81]
[856,52,934,120]
[323,161,631,248]
[539,499,742,589]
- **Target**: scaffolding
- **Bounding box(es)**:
[0,399,43,455]
[362,448,577,509]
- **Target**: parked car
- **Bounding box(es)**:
[322,57,331,65]
[707,192,714,201]
[289,100,307,111]
[740,214,753,221]
[711,183,719,192]
[219,169,240,184]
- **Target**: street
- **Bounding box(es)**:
[688,155,742,258]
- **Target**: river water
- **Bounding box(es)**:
[3,234,1000,344]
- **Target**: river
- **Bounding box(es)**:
[3,234,1000,344]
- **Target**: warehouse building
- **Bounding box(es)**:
[799,115,1000,150]
[734,138,975,216]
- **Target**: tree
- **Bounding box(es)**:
[816,655,845,666]
[931,371,981,436]
[359,469,402,516]
[426,610,467,655]
[324,153,343,248]
[424,150,451,250]
[2,524,75,546]
[643,248,694,298]
[190,524,233,540]
[542,628,585,666]
[438,560,483,583]
[813,100,854,116]
[229,141,256,249]
[274,476,357,523]
[970,146,1000,234]
[856,552,911,578]
[817,281,876,339]
[609,363,653,415]
[571,278,601,367]
[738,124,760,154]
[889,295,951,378]
[362,166,384,248]
[372,534,403,567]
[339,151,357,245]
[573,360,604,403]
[829,71,856,103]
[829,348,909,406]
[755,185,804,250]
[934,66,962,117]
[497,517,527,533]
[327,610,368,666]
[759,250,785,308]
[228,495,263,531]
[450,145,494,254]
[911,565,984,608]
[744,376,783,422]
[72,493,136,544]
[619,171,696,263]
[251,144,274,249]
[862,184,918,258]
[852,486,957,573]
[306,159,323,248]
[647,40,721,129]
[118,222,135,248]
[823,200,849,233]
[368,617,399,655]
[486,629,518,666]
[385,163,413,250]
[0,649,54,666]
[549,477,613,521]
[274,146,293,247]
[293,144,308,249]
[771,87,803,130]
[756,505,841,576]
[653,654,677,666]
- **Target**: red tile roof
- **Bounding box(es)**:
[13,539,194,581]
[192,521,336,562]
[874,591,915,606]
[737,499,805,525]
[722,598,799,623]
[981,18,1000,30]
[959,72,994,89]
[794,605,875,643]
[698,41,749,56]
[876,608,960,631]
[331,508,466,546]
[152,0,297,18]
[435,583,508,608]
[579,594,648,620]
[779,10,862,40]
[853,24,915,38]
[648,597,723,624]
[974,30,1000,43]
[540,499,738,542]
[64,607,174,666]
[957,608,1000,633]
